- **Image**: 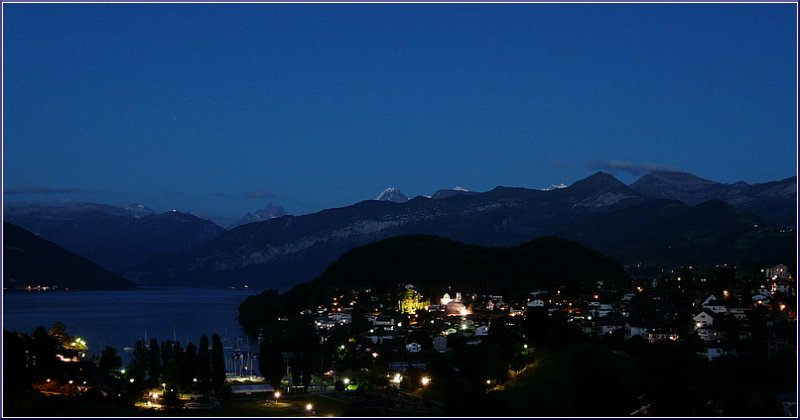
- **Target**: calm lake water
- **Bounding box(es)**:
[2,287,259,360]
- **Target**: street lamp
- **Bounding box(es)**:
[305,403,314,413]
[272,390,281,405]
[420,376,431,387]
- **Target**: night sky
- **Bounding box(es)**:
[3,3,797,225]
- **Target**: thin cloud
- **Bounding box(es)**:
[244,190,275,199]
[586,160,683,177]
[3,185,89,195]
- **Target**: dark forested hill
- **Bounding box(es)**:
[3,223,136,290]
[239,234,629,328]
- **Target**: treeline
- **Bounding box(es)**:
[4,324,117,415]
[2,324,242,415]
[124,334,226,395]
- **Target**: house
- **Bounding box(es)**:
[702,299,728,314]
[625,322,651,341]
[647,329,679,344]
[373,315,395,327]
[598,314,625,335]
[474,325,489,336]
[366,333,394,345]
[698,341,736,361]
[701,294,718,307]
[692,312,715,329]
[696,328,719,342]
[724,304,750,321]
[388,361,427,372]
[486,299,495,311]
[766,264,791,280]
[592,303,614,318]
[752,295,770,307]
[527,299,545,308]
[432,335,448,353]
[405,342,422,353]
[314,318,339,330]
[772,279,795,296]
[331,313,352,324]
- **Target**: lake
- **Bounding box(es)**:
[2,287,259,360]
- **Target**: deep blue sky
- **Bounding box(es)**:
[3,4,797,226]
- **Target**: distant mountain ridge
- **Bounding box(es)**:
[229,204,288,229]
[4,203,226,272]
[3,223,136,290]
[431,186,478,200]
[630,171,796,226]
[125,171,795,289]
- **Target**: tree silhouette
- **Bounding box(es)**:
[211,334,226,393]
[197,335,211,393]
[146,338,161,385]
[99,345,122,377]
[259,334,284,389]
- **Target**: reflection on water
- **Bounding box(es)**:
[2,287,259,360]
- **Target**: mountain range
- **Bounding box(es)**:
[3,223,136,290]
[3,171,794,290]
[3,203,225,272]
[122,171,795,289]
[630,172,796,227]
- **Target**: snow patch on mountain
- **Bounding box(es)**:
[377,188,409,203]
[541,183,568,191]
[230,204,289,228]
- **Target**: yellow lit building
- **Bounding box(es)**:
[399,286,430,314]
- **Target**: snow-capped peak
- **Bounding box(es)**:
[125,203,155,218]
[541,183,568,191]
[453,186,470,192]
[377,187,409,203]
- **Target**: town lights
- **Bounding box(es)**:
[420,376,431,386]
[129,378,135,383]
[120,369,126,374]
[343,378,350,385]
[371,352,379,358]
[391,373,402,384]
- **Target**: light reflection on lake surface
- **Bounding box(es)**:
[3,287,259,359]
